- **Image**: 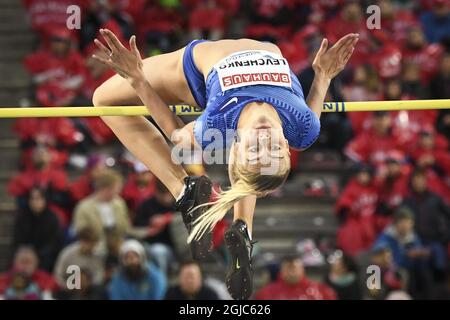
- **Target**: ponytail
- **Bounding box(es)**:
[187,180,255,243]
[187,163,290,243]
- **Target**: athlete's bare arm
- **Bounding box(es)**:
[307,33,359,119]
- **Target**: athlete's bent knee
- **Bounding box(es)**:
[92,86,107,107]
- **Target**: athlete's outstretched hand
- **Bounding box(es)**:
[92,29,145,81]
[312,33,359,80]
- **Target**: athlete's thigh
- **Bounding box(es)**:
[93,49,193,106]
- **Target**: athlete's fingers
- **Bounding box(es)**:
[342,47,355,65]
[94,39,111,56]
[100,28,124,52]
[333,33,357,50]
[316,38,328,57]
[335,34,358,56]
[129,35,141,59]
[92,54,112,67]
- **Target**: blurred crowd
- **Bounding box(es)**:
[0,0,449,300]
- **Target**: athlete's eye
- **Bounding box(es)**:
[271,144,281,151]
[248,146,258,153]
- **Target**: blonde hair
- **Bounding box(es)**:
[93,168,123,191]
[187,150,290,243]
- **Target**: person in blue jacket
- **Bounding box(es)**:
[373,207,434,298]
[108,239,166,300]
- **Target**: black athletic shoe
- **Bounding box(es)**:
[224,219,255,300]
[175,175,213,260]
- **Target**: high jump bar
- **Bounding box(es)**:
[0,99,449,118]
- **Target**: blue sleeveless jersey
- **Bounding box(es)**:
[182,40,321,150]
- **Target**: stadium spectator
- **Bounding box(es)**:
[53,268,107,300]
[21,0,87,44]
[374,151,411,219]
[342,64,381,104]
[0,247,58,297]
[365,244,410,300]
[378,0,418,44]
[134,180,175,275]
[53,227,105,287]
[402,26,444,84]
[13,117,84,169]
[189,0,226,40]
[164,260,219,300]
[122,161,156,216]
[255,255,336,300]
[12,187,64,272]
[24,28,89,107]
[69,154,108,203]
[324,251,362,300]
[420,0,450,44]
[103,231,125,285]
[136,0,183,54]
[1,271,43,300]
[72,168,150,245]
[430,53,450,99]
[108,239,167,300]
[345,111,402,167]
[373,207,434,299]
[366,31,403,80]
[410,127,449,169]
[409,130,450,203]
[401,62,429,99]
[323,1,365,45]
[8,146,71,226]
[244,0,295,42]
[402,169,450,277]
[79,0,134,51]
[336,165,378,256]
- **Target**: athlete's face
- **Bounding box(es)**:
[237,115,290,170]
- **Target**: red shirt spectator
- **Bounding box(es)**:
[245,0,295,41]
[136,2,183,37]
[122,165,157,215]
[379,0,419,44]
[110,0,146,24]
[390,110,439,153]
[20,147,69,170]
[189,1,226,34]
[345,112,403,167]
[424,168,450,204]
[14,117,82,148]
[69,154,108,203]
[0,247,59,295]
[8,147,70,225]
[255,256,336,300]
[402,27,445,84]
[22,0,89,41]
[336,166,379,255]
[24,29,88,107]
[374,154,412,219]
[410,128,450,174]
[279,25,320,74]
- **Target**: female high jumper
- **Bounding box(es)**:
[92,29,358,300]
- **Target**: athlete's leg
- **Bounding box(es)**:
[93,48,213,261]
[92,53,191,198]
[232,196,256,236]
